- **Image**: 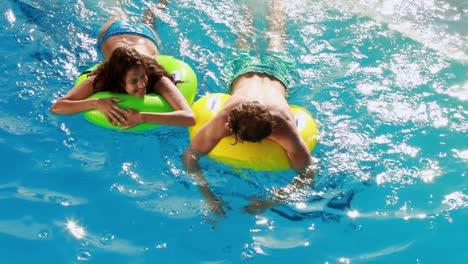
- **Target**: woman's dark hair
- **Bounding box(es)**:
[91,46,174,93]
[227,101,275,144]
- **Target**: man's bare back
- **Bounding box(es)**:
[230,72,295,141]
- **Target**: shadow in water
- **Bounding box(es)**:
[271,190,355,222]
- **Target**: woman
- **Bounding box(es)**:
[50,16,195,129]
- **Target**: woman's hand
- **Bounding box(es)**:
[121,108,144,130]
[96,98,126,126]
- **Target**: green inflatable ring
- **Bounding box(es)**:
[74,55,197,131]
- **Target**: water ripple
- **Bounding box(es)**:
[0,182,87,206]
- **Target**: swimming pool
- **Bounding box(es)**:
[0,0,466,263]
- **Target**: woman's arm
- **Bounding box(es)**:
[123,76,195,128]
[50,77,98,114]
[50,76,127,124]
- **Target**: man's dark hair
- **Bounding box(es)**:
[228,101,275,143]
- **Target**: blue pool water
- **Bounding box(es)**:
[1,0,467,263]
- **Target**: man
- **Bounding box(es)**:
[182,0,315,216]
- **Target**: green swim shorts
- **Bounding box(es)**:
[224,49,297,89]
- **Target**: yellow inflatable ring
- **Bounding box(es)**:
[189,93,319,171]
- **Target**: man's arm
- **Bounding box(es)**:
[243,124,315,214]
[277,139,315,198]
[182,110,231,216]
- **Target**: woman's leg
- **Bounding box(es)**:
[97,11,126,41]
[141,0,168,49]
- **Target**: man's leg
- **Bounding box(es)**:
[262,0,296,92]
[236,4,256,51]
[266,0,286,52]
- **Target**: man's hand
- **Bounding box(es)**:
[242,165,315,215]
[243,199,280,215]
[205,195,232,217]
